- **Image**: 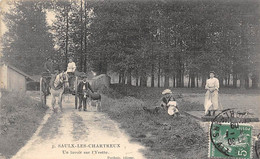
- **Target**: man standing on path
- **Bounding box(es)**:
[77,74,94,111]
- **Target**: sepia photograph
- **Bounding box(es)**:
[0,0,260,158]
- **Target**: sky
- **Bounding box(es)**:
[0,0,9,37]
[0,0,10,57]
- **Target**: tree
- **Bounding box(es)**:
[2,1,55,75]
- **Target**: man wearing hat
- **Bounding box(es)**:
[77,74,94,111]
[161,89,179,116]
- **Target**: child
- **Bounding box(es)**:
[161,89,180,116]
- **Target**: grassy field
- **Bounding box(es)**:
[110,84,206,112]
[111,84,260,113]
[1,85,257,159]
[100,84,260,159]
[101,85,209,159]
[0,91,47,159]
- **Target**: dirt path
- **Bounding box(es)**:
[11,95,145,159]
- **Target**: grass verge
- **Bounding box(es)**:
[0,91,47,159]
[101,85,208,159]
[110,84,205,111]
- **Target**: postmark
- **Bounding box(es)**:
[209,109,253,159]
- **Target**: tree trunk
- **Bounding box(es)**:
[119,73,122,84]
[79,0,83,72]
[224,76,228,87]
[83,0,87,73]
[181,67,185,87]
[83,55,87,73]
[150,36,155,88]
[182,64,185,87]
[140,72,147,87]
[173,73,176,88]
[196,73,199,88]
[245,75,249,89]
[65,5,69,64]
[228,74,230,86]
[122,72,126,85]
[233,74,237,88]
[158,65,161,87]
[188,75,191,88]
[219,78,224,88]
[176,69,181,87]
[202,74,207,88]
[164,70,170,88]
[176,57,182,87]
[127,69,132,86]
[251,72,259,89]
[191,73,195,88]
[240,74,246,89]
[164,19,170,88]
[151,64,155,87]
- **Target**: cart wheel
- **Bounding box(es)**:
[75,94,78,109]
[98,100,102,112]
[74,76,78,109]
[40,77,46,107]
[43,94,47,106]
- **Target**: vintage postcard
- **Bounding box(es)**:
[0,0,260,159]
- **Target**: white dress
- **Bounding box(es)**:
[204,77,222,114]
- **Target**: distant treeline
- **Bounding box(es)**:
[1,0,260,88]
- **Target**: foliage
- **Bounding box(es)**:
[86,0,260,88]
[1,1,55,75]
[1,0,260,87]
[101,85,208,159]
[0,91,47,158]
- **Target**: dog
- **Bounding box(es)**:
[143,106,160,114]
[237,111,254,118]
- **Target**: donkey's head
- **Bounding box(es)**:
[61,72,69,88]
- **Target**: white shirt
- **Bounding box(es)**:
[67,62,76,72]
[205,77,219,91]
[83,81,87,90]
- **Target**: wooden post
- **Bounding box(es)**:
[75,76,78,109]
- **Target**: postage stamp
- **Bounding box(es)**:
[209,109,253,159]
